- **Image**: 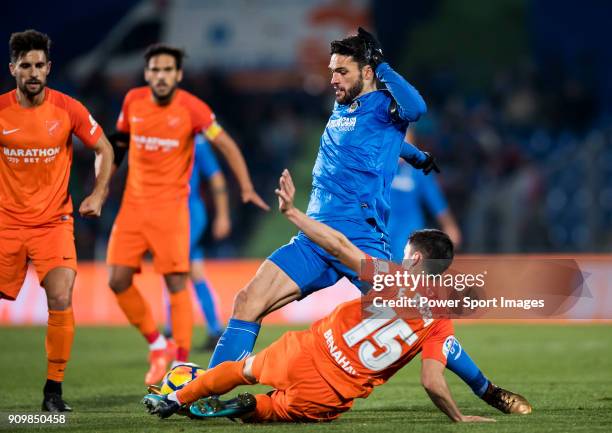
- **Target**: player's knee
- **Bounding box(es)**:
[108,274,131,293]
[232,287,264,321]
[47,291,72,310]
[164,273,188,293]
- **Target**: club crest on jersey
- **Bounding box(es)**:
[46,120,60,136]
[348,100,360,113]
[167,115,181,128]
[442,336,461,360]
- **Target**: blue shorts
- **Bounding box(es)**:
[189,200,207,261]
[268,220,391,297]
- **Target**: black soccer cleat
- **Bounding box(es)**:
[189,393,256,419]
[142,394,181,419]
[197,335,221,353]
[42,393,72,412]
[482,384,532,414]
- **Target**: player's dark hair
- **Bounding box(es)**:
[9,29,51,62]
[330,35,368,69]
[408,229,454,275]
[144,43,185,70]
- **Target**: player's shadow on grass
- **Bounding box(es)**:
[70,393,143,410]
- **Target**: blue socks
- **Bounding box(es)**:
[445,337,490,397]
[193,280,223,337]
[207,318,260,369]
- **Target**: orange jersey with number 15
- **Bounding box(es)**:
[116,87,223,204]
[308,257,454,400]
[0,88,102,227]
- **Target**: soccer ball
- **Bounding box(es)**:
[160,363,205,394]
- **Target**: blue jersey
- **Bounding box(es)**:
[189,135,220,259]
[387,160,448,261]
[306,62,427,234]
[189,135,220,207]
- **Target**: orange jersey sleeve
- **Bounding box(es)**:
[116,88,146,133]
[0,88,104,226]
[420,320,454,365]
[65,95,102,147]
[180,92,222,140]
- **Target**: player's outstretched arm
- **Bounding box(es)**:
[208,172,232,240]
[275,169,365,273]
[79,134,114,217]
[421,359,495,423]
[209,131,270,211]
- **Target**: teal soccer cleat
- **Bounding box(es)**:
[189,393,256,420]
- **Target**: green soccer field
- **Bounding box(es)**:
[1,324,611,433]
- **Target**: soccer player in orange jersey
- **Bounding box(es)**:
[0,30,114,412]
[143,170,531,423]
[106,44,268,385]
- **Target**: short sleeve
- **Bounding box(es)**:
[116,92,132,133]
[194,135,220,178]
[67,98,103,148]
[420,320,455,366]
[359,255,402,284]
[185,96,223,140]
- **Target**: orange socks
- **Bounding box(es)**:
[177,360,252,404]
[169,289,192,361]
[46,308,75,382]
[115,285,159,342]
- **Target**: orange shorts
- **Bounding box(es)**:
[251,330,354,422]
[0,220,77,300]
[106,200,189,274]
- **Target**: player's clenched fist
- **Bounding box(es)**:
[79,192,105,217]
[275,169,295,213]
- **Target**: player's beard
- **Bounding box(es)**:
[151,82,177,105]
[336,73,364,105]
[19,78,46,100]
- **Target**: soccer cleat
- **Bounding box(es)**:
[197,335,220,353]
[145,340,177,386]
[145,349,170,385]
[42,393,73,412]
[147,385,162,395]
[142,394,180,419]
[482,384,532,414]
[166,339,178,363]
[189,393,256,419]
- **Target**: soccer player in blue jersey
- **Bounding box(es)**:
[164,135,228,350]
[207,28,438,368]
[388,156,462,262]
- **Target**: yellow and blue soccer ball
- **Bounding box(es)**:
[160,363,205,395]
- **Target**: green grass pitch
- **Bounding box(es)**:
[1,324,611,432]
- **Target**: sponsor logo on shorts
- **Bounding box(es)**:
[2,128,19,135]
